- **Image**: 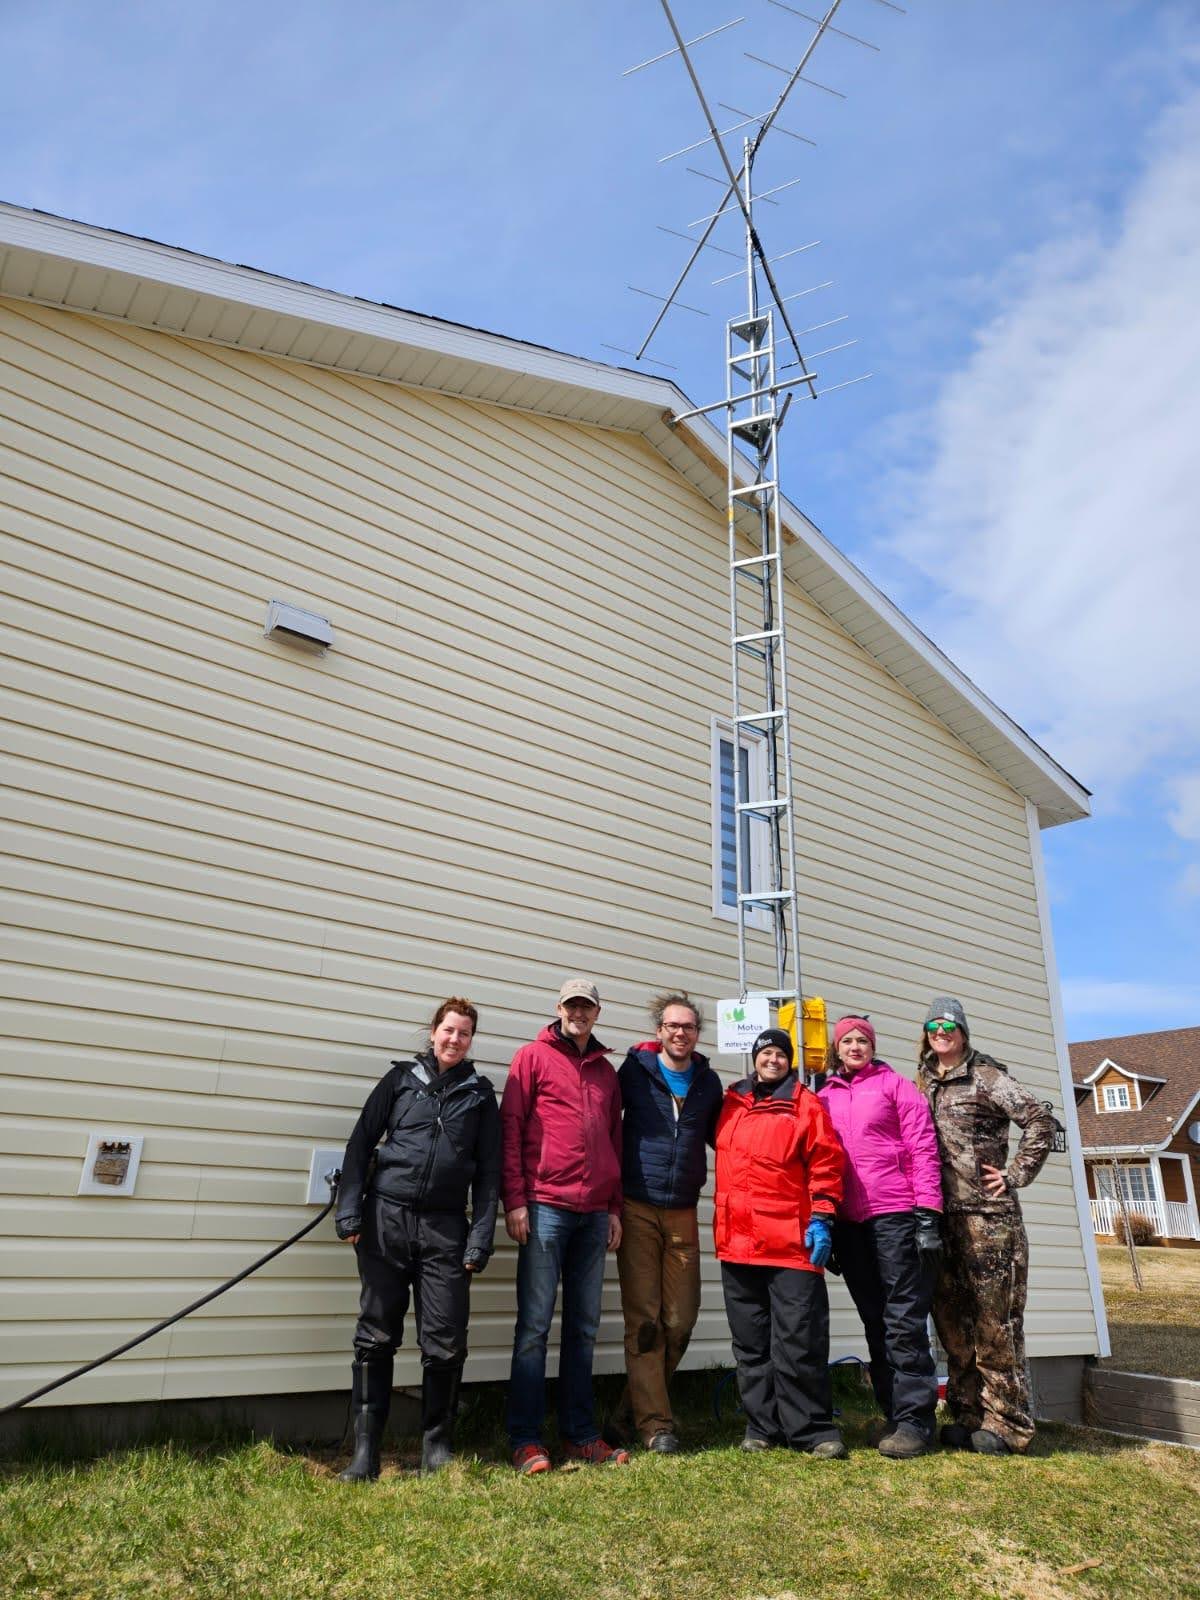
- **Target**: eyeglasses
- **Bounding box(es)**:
[925,1020,959,1035]
[661,1022,699,1033]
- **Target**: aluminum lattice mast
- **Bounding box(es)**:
[621,0,900,1056]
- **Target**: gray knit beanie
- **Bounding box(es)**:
[925,996,969,1038]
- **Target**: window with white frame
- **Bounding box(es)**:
[1097,1164,1153,1209]
[1101,1082,1131,1111]
[711,717,771,930]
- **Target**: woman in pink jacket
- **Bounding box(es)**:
[817,1016,943,1458]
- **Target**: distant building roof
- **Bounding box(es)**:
[1070,1025,1200,1152]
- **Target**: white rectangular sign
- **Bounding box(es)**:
[716,995,771,1055]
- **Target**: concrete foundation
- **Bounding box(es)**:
[0,1387,421,1458]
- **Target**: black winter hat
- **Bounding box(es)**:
[751,1028,794,1066]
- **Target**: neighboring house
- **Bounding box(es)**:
[1070,1027,1200,1246]
[0,199,1105,1425]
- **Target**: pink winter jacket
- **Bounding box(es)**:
[817,1060,942,1222]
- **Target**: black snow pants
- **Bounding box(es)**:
[833,1210,937,1436]
[720,1261,840,1450]
[353,1195,470,1373]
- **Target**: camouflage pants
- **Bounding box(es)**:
[932,1211,1033,1451]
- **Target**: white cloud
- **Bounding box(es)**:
[1062,978,1200,1033]
[883,89,1200,800]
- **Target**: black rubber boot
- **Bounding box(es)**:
[419,1366,461,1475]
[340,1412,383,1482]
[339,1355,391,1482]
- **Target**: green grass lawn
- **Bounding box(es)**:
[3,1372,1198,1600]
[1097,1243,1200,1379]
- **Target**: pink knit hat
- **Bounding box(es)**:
[833,1015,876,1051]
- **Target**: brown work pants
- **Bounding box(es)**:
[932,1209,1034,1451]
[616,1198,701,1443]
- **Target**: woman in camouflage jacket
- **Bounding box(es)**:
[917,997,1056,1455]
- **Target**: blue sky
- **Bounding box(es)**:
[2,0,1198,1042]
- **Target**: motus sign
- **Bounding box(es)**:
[716,996,770,1054]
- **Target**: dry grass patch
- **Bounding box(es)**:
[1097,1243,1200,1378]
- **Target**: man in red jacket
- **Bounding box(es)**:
[501,978,628,1473]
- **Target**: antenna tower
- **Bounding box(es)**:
[622,0,900,1063]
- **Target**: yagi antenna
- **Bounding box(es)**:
[613,0,903,1062]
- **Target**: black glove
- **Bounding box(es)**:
[913,1207,941,1260]
[335,1216,362,1241]
[463,1247,489,1274]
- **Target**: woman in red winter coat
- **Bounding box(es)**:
[714,1028,846,1457]
[817,1016,942,1459]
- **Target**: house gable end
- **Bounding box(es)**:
[0,198,1090,830]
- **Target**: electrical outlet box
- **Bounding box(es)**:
[306,1147,343,1205]
[79,1132,144,1196]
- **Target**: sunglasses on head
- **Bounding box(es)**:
[925,1020,959,1034]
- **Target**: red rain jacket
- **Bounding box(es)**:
[714,1072,844,1270]
[500,1024,622,1216]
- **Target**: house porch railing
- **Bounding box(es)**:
[1089,1195,1200,1241]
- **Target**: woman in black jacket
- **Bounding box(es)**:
[335,997,501,1479]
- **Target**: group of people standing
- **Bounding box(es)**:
[332,979,1057,1479]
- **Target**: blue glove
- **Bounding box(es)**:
[804,1215,834,1269]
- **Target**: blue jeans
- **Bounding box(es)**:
[507,1202,609,1448]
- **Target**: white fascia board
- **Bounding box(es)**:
[1026,799,1109,1358]
[1081,1059,1166,1086]
[0,202,677,419]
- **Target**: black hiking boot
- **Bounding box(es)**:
[878,1422,930,1459]
[970,1428,1012,1456]
[940,1422,973,1450]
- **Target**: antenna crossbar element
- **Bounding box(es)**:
[657,225,740,259]
[718,103,817,147]
[672,370,819,425]
[768,0,880,51]
[628,286,709,317]
[622,17,745,77]
[712,239,817,288]
[744,54,847,98]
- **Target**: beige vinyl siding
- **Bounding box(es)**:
[0,297,1098,1407]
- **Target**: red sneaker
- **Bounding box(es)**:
[562,1437,631,1466]
[512,1443,551,1475]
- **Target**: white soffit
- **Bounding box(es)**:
[0,201,1089,828]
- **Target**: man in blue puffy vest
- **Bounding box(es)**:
[615,992,724,1452]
